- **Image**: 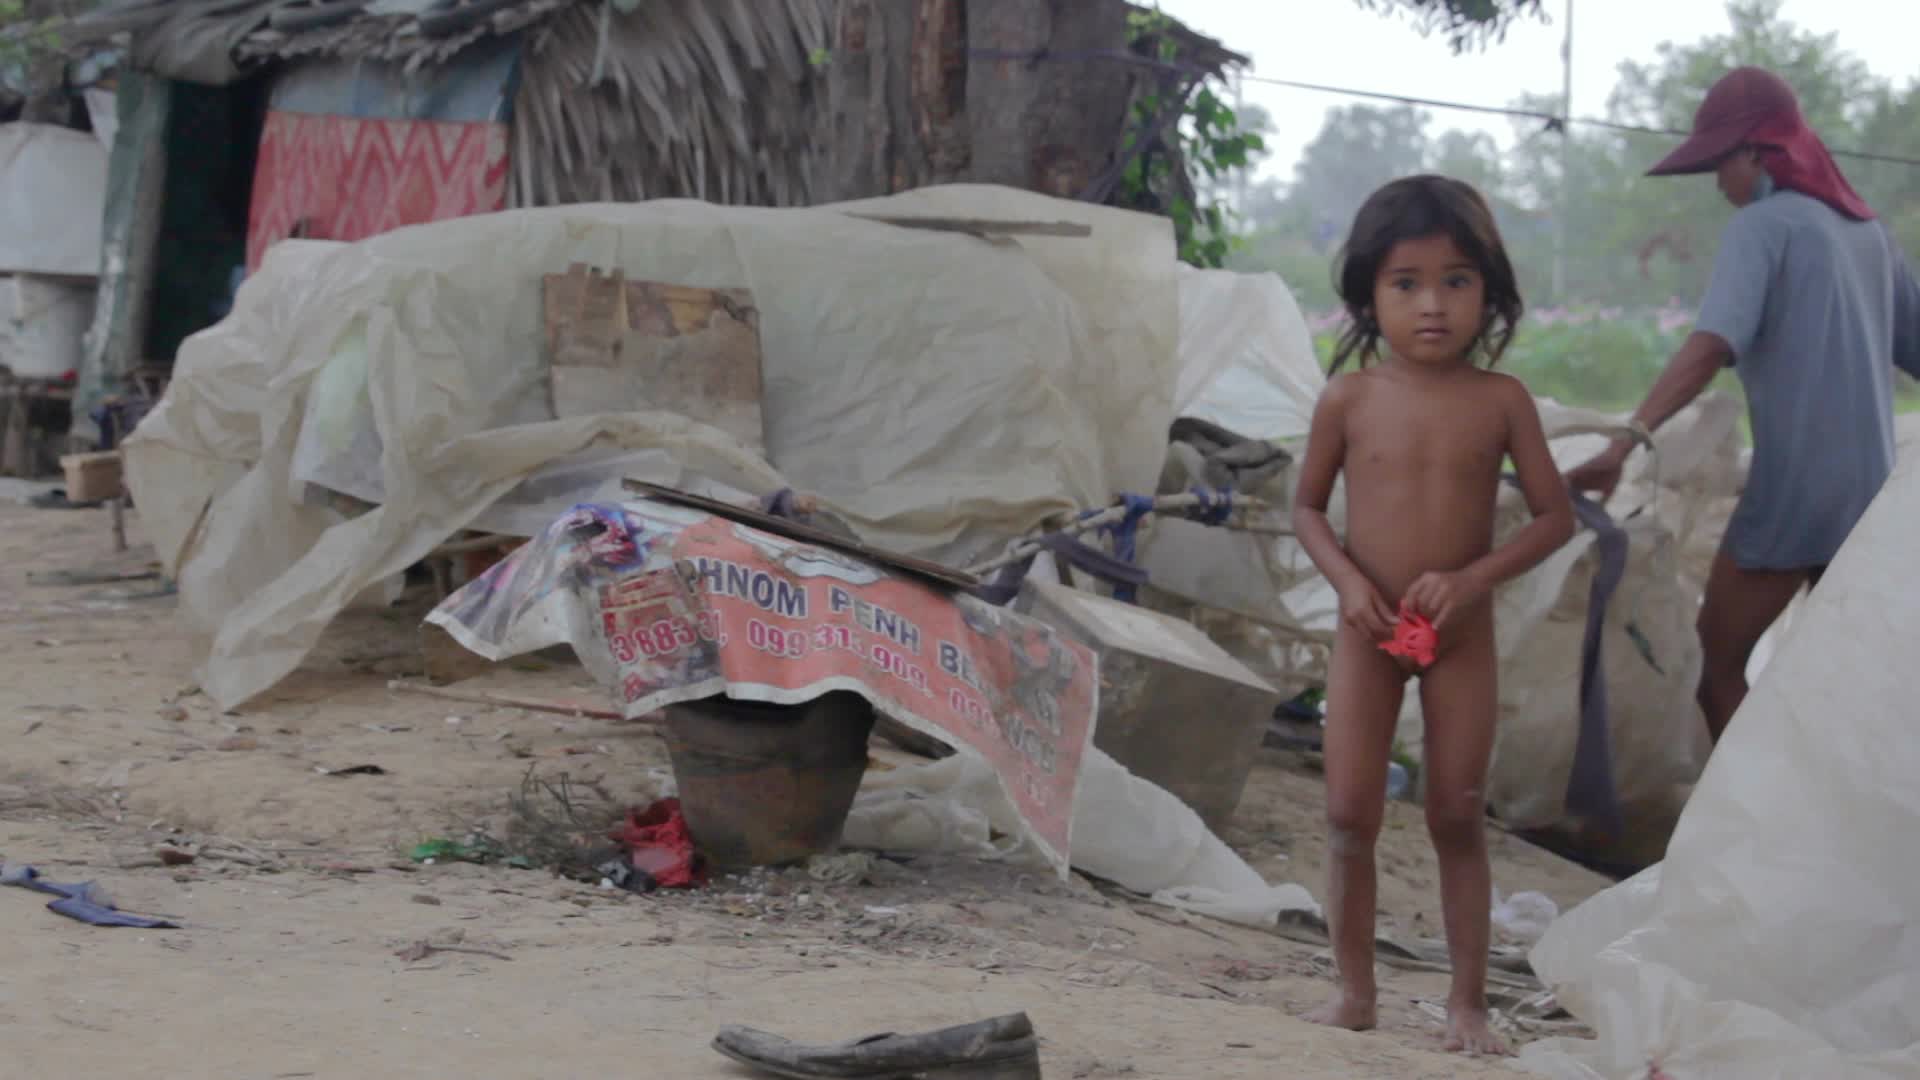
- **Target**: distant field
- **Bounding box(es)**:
[1309,307,1920,430]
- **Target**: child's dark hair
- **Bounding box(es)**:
[1329,174,1522,371]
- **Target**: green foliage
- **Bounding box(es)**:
[1121,6,1266,268]
[1308,312,1694,408]
[1236,0,1920,336]
[1309,306,1919,419]
[1355,0,1546,53]
[0,1,62,74]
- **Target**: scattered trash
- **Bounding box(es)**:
[444,715,466,728]
[408,837,523,867]
[1491,890,1560,946]
[863,905,902,918]
[608,798,705,891]
[158,705,188,723]
[394,932,511,964]
[216,735,259,752]
[387,679,633,724]
[1,861,179,929]
[155,846,196,867]
[807,851,878,887]
[1386,761,1412,801]
[315,764,388,777]
[712,1011,1040,1079]
[27,567,161,587]
[1275,687,1325,722]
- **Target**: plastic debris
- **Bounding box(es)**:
[1,861,179,929]
[609,798,705,891]
[1491,889,1560,946]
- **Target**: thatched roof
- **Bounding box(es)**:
[58,0,1240,212]
[63,0,832,208]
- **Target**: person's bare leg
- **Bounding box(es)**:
[1302,629,1406,1032]
[1417,618,1507,1056]
[1696,552,1811,744]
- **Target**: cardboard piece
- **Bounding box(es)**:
[543,265,766,452]
[1018,578,1279,832]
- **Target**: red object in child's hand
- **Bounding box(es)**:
[1378,606,1438,668]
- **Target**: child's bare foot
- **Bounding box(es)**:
[1443,1003,1511,1056]
[1303,990,1378,1032]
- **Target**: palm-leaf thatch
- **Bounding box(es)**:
[55,0,1237,212]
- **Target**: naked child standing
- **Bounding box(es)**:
[1290,175,1576,1055]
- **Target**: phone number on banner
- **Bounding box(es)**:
[610,610,931,695]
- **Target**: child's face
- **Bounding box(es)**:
[1371,233,1486,368]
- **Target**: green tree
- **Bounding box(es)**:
[1596,0,1883,299]
[1429,129,1506,196]
[1357,0,1546,53]
[1849,85,1920,260]
[1289,104,1433,242]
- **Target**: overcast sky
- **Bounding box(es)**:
[1154,0,1914,183]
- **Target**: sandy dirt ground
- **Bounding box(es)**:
[0,494,1609,1078]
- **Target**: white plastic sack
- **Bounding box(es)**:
[1521,452,1920,1080]
[843,744,1320,930]
[0,275,95,379]
[124,186,1178,709]
[0,124,107,277]
[1129,266,1328,692]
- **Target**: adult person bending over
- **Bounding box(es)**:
[1567,67,1920,746]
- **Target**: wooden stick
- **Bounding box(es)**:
[111,493,128,553]
[844,213,1093,238]
[427,533,522,560]
[965,492,1281,577]
[385,679,639,724]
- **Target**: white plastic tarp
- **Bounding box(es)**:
[1171,262,1323,441]
[1521,451,1920,1080]
[842,744,1322,930]
[0,123,107,277]
[124,185,1178,710]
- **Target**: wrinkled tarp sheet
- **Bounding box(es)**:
[124,185,1178,710]
[0,124,108,277]
[842,743,1323,931]
[1521,450,1920,1080]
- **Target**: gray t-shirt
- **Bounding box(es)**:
[1694,190,1920,570]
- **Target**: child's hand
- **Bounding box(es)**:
[1338,579,1399,641]
[1402,570,1489,630]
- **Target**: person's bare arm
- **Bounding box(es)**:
[1292,375,1397,640]
[1473,378,1577,585]
[1405,377,1576,629]
[1565,331,1730,495]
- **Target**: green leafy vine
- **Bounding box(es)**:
[1122,6,1264,268]
[0,2,63,78]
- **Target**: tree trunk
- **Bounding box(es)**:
[816,0,1136,203]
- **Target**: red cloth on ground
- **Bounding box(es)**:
[611,798,706,889]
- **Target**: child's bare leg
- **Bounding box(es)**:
[1302,629,1405,1032]
[1417,618,1509,1056]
